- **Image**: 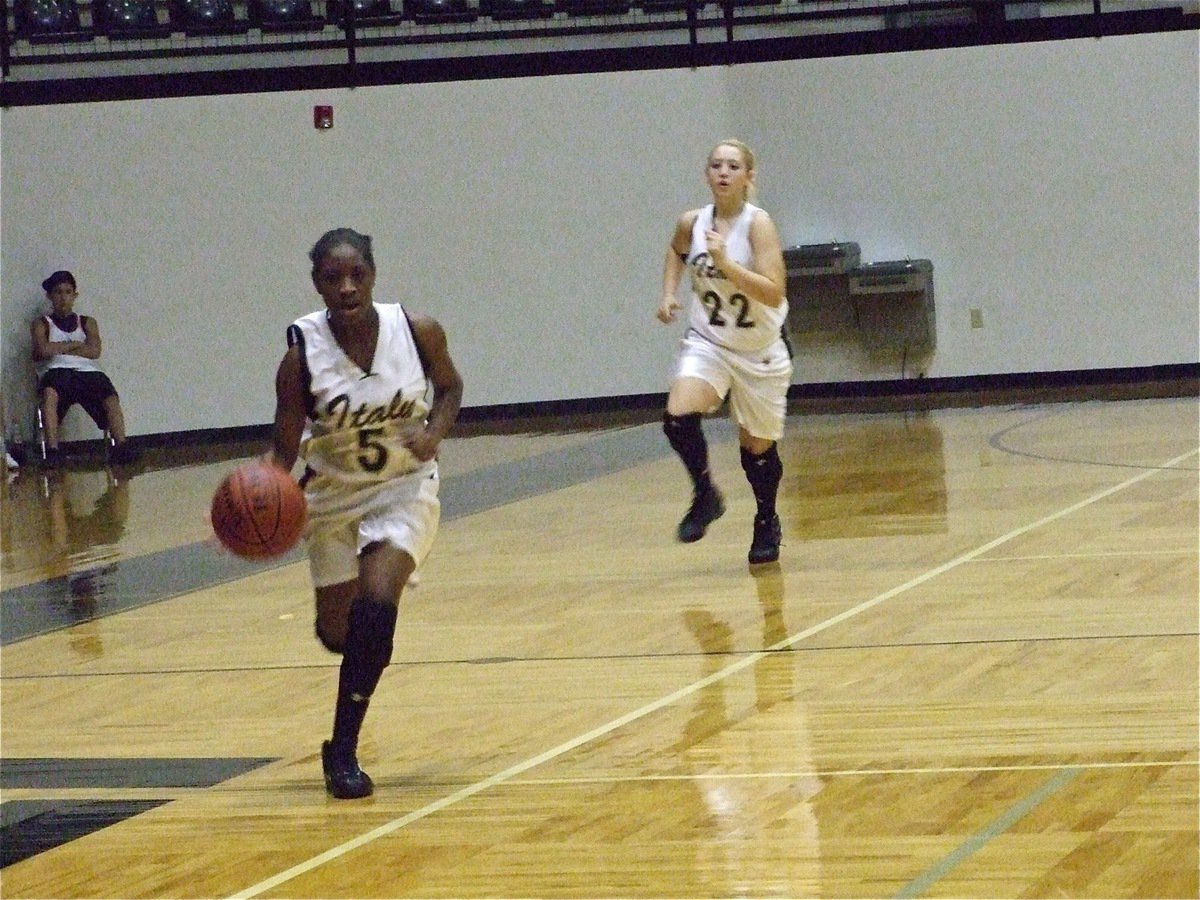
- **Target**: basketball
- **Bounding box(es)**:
[211,461,307,559]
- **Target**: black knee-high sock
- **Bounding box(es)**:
[330,598,398,751]
[663,412,712,495]
[741,443,782,520]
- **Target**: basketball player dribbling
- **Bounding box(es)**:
[657,140,792,565]
[269,228,464,798]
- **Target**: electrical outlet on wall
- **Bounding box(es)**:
[970,308,984,329]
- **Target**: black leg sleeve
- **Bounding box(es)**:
[663,412,712,494]
[740,443,782,519]
[330,597,398,750]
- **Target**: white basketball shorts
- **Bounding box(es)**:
[302,460,441,588]
[675,331,793,441]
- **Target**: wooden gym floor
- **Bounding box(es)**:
[0,391,1197,899]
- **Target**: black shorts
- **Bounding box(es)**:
[39,368,118,429]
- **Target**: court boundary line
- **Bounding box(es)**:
[5,759,1192,800]
[5,627,1197,682]
[230,446,1197,900]
[971,548,1196,561]
[507,758,1195,784]
[894,766,1083,899]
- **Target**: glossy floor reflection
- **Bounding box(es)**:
[785,410,947,539]
[0,396,1196,898]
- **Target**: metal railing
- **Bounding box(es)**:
[1,0,1193,104]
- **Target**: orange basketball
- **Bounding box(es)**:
[211,461,307,559]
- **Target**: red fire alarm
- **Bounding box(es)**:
[313,105,334,129]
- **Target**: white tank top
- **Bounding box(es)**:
[289,302,432,484]
[686,203,788,355]
[36,314,102,377]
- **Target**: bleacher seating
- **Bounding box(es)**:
[0,0,1190,97]
[635,0,697,13]
[13,0,89,39]
[405,0,477,24]
[171,0,247,32]
[93,0,171,35]
[326,0,403,25]
[248,0,324,30]
[484,0,552,20]
[555,0,631,15]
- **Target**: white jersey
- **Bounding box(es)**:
[35,314,102,377]
[289,302,432,487]
[686,203,789,356]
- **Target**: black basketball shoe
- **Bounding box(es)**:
[321,740,374,799]
[748,514,782,564]
[677,485,725,543]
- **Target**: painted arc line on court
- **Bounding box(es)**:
[893,767,1082,900]
[228,446,1198,900]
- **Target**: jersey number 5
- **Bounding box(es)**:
[357,428,388,473]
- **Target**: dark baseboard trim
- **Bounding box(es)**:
[453,363,1199,431]
[791,362,1199,398]
[39,363,1198,461]
[780,363,1199,416]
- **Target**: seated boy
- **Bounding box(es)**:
[32,270,136,465]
